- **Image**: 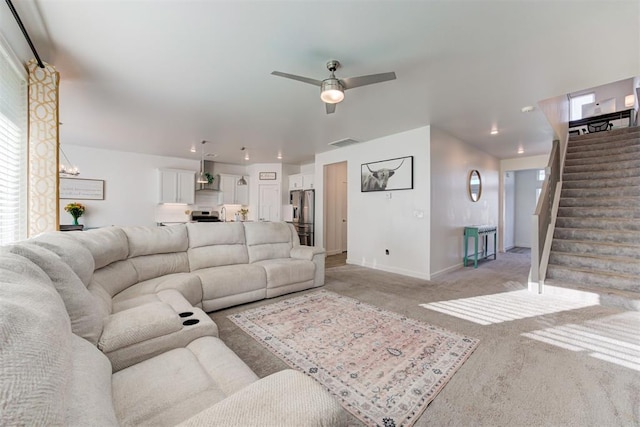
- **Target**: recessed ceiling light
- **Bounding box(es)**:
[521,105,535,113]
[517,147,524,154]
[244,153,250,161]
[490,129,499,135]
[277,153,283,160]
[190,146,196,153]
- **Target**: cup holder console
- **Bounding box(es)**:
[179,312,194,318]
[182,319,200,326]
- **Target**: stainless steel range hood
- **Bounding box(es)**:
[196,160,219,191]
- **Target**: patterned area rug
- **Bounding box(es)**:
[228,290,479,426]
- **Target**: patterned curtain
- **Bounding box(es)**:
[27,59,60,236]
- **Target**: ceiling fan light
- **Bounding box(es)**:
[320,80,344,104]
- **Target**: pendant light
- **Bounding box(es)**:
[197,140,208,184]
[237,176,247,186]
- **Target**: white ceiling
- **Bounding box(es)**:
[3,1,639,165]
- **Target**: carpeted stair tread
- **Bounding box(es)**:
[543,279,640,311]
[548,251,640,276]
[559,196,640,207]
[564,156,640,171]
[561,186,640,198]
[553,227,640,245]
[551,239,640,258]
[567,134,640,150]
[567,140,640,156]
[562,167,640,181]
[565,144,640,165]
[546,265,640,293]
[556,216,640,231]
[561,175,640,189]
[556,206,640,218]
[568,127,640,144]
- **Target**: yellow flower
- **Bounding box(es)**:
[64,202,86,218]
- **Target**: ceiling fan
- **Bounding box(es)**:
[271,60,396,114]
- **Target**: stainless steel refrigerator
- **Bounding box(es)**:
[290,189,314,246]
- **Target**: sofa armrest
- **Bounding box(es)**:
[98,302,182,353]
[177,369,348,427]
[290,245,325,261]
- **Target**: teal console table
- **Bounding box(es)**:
[463,225,497,268]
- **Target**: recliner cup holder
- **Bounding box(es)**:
[179,312,194,318]
[183,319,199,326]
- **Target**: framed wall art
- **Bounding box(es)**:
[259,172,277,180]
[60,178,105,200]
[361,156,413,192]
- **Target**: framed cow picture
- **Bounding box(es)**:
[361,156,413,192]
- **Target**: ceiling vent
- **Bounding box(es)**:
[328,138,361,148]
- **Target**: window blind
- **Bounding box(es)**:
[0,36,28,244]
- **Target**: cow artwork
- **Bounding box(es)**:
[361,156,413,192]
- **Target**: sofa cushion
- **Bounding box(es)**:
[30,232,95,286]
[71,226,129,269]
[177,370,348,427]
[0,253,72,426]
[254,258,315,289]
[187,222,249,270]
[129,252,190,281]
[195,264,266,301]
[66,335,118,426]
[6,243,106,345]
[112,336,258,426]
[112,272,203,309]
[243,222,293,263]
[92,259,138,299]
[98,302,183,353]
[124,225,188,257]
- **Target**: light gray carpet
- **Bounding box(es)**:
[210,251,640,426]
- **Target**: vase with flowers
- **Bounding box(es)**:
[64,202,86,225]
[238,208,249,221]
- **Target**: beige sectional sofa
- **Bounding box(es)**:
[0,221,345,426]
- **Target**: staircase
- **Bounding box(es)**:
[545,126,640,310]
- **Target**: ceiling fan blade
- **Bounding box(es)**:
[271,71,322,87]
[341,72,396,90]
[325,103,336,114]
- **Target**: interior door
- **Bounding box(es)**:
[339,169,348,252]
[258,184,280,221]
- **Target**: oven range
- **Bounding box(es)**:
[190,210,221,222]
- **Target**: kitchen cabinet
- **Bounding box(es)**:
[288,173,314,190]
[158,169,195,204]
[219,174,249,205]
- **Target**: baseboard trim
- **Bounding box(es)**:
[345,259,430,280]
[430,263,463,279]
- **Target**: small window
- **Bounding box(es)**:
[570,93,595,121]
[537,169,545,181]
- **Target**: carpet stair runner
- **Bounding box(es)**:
[546,126,640,311]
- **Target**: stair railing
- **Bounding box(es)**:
[530,139,562,292]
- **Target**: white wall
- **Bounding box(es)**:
[315,127,431,279]
[58,145,199,228]
[499,153,550,251]
[514,169,541,248]
[503,171,515,250]
[429,128,500,277]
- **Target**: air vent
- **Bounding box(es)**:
[328,138,361,148]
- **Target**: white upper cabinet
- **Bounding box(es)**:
[289,173,314,190]
[158,169,195,204]
[219,174,249,205]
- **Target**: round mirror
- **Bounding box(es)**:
[468,170,482,202]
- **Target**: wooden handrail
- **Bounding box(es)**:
[531,139,562,288]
